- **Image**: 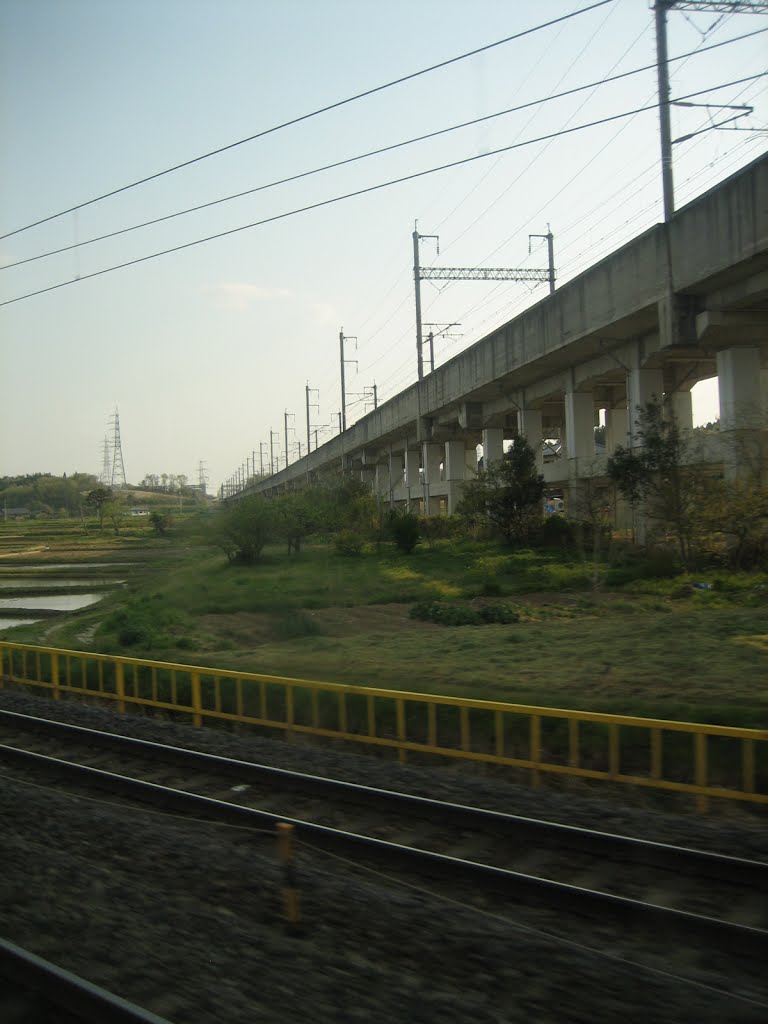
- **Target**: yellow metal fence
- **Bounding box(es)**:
[0,641,765,811]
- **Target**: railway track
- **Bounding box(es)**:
[1,707,766,968]
[0,936,172,1024]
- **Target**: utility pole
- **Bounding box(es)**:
[284,411,295,469]
[339,328,358,431]
[305,384,319,454]
[655,1,675,222]
[653,1,765,222]
[260,441,267,477]
[270,430,279,475]
[413,227,439,381]
[528,228,556,293]
[423,323,461,374]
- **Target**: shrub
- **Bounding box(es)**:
[388,510,420,554]
[410,599,519,627]
[334,530,364,556]
[536,515,575,550]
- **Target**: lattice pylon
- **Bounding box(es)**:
[109,409,127,488]
[100,435,111,486]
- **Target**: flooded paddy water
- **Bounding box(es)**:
[0,559,135,635]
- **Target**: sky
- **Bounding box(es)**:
[1,0,766,493]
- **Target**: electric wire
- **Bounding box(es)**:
[8,28,764,274]
[0,0,616,242]
[345,26,766,402]
[376,129,764,400]
[0,100,687,309]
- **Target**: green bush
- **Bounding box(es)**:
[536,515,575,550]
[388,510,420,554]
[410,599,519,627]
[334,530,364,556]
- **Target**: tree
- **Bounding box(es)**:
[215,496,278,563]
[275,492,317,554]
[457,436,544,545]
[698,478,768,569]
[607,398,703,566]
[86,487,113,530]
[150,510,173,536]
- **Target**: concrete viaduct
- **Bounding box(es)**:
[240,153,768,522]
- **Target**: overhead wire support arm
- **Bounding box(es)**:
[419,267,551,282]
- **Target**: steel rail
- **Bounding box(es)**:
[0,936,172,1024]
[0,708,765,890]
[1,736,766,963]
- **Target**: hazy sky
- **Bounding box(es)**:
[1,0,766,492]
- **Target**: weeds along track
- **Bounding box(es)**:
[1,708,766,969]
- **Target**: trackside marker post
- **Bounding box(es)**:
[277,822,301,930]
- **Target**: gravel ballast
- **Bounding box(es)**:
[0,687,766,1023]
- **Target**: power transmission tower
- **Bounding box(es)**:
[198,461,208,495]
[654,0,766,220]
[109,409,127,488]
[100,435,111,486]
[412,227,555,379]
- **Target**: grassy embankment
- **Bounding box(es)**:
[1,516,767,728]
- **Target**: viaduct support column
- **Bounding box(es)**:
[481,427,504,469]
[717,346,766,480]
[628,367,664,446]
[388,452,405,503]
[422,442,443,516]
[518,409,543,473]
[670,390,693,432]
[445,440,468,514]
[604,408,628,454]
[404,449,421,511]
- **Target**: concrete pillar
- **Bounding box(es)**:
[518,408,543,473]
[481,427,504,468]
[717,347,766,481]
[421,442,442,517]
[604,408,628,454]
[389,453,404,494]
[374,463,389,500]
[670,390,693,432]
[564,392,595,461]
[717,347,764,430]
[422,442,442,485]
[445,440,469,514]
[628,367,663,446]
[404,449,421,509]
[465,445,479,477]
[444,441,467,481]
[360,467,375,490]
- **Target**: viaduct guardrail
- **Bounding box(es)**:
[0,641,765,812]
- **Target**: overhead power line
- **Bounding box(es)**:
[3,24,764,274]
[0,0,615,242]
[1,73,762,310]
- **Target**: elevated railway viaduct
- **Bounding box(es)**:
[240,154,768,522]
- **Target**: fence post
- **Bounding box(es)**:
[694,731,709,814]
[115,662,125,714]
[51,653,60,701]
[191,671,202,727]
[530,715,541,788]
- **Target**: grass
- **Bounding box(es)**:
[1,518,767,728]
